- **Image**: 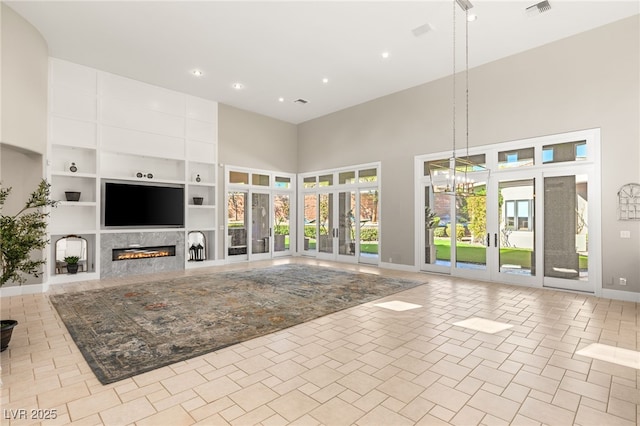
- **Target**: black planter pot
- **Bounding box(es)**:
[67,263,79,274]
[65,191,81,202]
[1,320,18,352]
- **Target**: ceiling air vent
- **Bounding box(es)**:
[294,98,309,104]
[526,0,551,16]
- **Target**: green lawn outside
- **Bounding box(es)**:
[434,239,588,269]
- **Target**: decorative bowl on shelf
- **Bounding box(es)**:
[65,191,81,202]
[193,197,204,205]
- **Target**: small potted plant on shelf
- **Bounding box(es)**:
[64,256,80,274]
[1,179,57,351]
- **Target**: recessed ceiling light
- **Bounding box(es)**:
[322,78,329,84]
[191,69,203,77]
[232,82,244,90]
[381,51,390,59]
[278,97,284,102]
[467,14,477,22]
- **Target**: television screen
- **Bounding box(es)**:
[104,182,184,228]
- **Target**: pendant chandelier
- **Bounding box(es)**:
[430,0,489,196]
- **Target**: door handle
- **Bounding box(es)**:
[486,233,490,247]
[494,233,498,247]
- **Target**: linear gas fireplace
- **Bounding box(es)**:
[112,245,176,261]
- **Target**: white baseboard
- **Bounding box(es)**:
[0,283,48,298]
[600,288,640,303]
[378,261,419,273]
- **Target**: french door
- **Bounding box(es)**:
[226,168,295,261]
[300,164,380,265]
[227,189,294,260]
[310,190,359,263]
[418,129,600,294]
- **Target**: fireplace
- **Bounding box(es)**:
[112,245,176,261]
[101,231,184,278]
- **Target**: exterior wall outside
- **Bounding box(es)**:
[297,16,640,292]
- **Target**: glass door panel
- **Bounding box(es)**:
[359,189,379,263]
[423,186,451,269]
[498,178,535,276]
[318,193,333,255]
[543,174,589,288]
[303,194,317,253]
[227,191,248,257]
[273,193,290,254]
[455,184,488,272]
[338,191,356,257]
[251,192,270,257]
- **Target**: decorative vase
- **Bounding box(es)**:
[69,162,78,173]
[195,174,201,183]
[65,191,81,202]
[67,263,79,274]
[1,320,18,352]
[193,197,204,205]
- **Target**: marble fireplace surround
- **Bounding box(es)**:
[100,231,185,278]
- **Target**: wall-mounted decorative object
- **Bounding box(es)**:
[135,172,154,179]
[618,183,640,220]
[65,191,81,202]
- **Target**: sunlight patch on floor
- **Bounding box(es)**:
[453,317,513,334]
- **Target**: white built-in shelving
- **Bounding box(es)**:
[47,58,219,283]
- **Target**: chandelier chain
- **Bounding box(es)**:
[452,0,456,160]
[466,8,470,160]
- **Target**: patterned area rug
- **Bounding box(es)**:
[50,264,426,384]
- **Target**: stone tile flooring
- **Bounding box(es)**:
[1,258,638,425]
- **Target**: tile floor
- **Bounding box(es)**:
[1,258,639,425]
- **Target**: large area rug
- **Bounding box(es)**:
[50,264,426,384]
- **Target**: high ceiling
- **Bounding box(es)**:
[6,1,639,124]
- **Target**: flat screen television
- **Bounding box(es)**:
[104,181,184,228]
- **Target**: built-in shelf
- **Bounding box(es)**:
[57,201,97,207]
[188,205,216,209]
[47,58,219,282]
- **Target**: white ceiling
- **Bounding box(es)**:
[6,1,639,124]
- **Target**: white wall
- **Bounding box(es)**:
[0,3,48,287]
[1,3,48,155]
[297,16,640,292]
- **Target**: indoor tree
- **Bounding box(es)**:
[0,180,57,286]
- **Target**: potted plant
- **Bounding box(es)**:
[343,209,356,254]
[0,180,57,351]
[1,179,57,351]
[64,256,80,274]
[0,320,18,352]
[273,197,290,252]
[425,206,439,264]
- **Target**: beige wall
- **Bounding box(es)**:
[0,144,45,286]
[1,3,48,155]
[298,16,640,291]
[219,104,298,172]
[0,4,48,285]
[218,103,298,253]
